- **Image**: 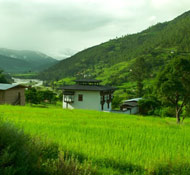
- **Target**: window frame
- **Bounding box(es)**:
[78,94,83,101]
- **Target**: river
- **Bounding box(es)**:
[12,77,43,87]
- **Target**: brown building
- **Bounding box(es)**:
[0,83,26,105]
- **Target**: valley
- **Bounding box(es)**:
[1,1,190,175]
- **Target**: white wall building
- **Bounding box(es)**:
[62,79,116,111]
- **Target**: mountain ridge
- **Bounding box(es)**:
[38,10,190,81]
[0,48,58,73]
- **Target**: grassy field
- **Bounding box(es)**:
[0,105,190,174]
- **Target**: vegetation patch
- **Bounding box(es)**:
[1,105,190,174]
[0,117,96,175]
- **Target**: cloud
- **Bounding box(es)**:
[41,10,114,32]
[0,0,190,59]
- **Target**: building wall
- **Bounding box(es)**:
[124,107,139,114]
[112,106,139,114]
[3,88,25,105]
[63,91,112,111]
[131,106,139,114]
[0,91,5,104]
[103,101,112,111]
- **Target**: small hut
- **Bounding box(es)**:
[120,98,142,114]
[0,83,26,105]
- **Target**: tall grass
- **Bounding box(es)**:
[0,119,96,175]
[1,105,190,174]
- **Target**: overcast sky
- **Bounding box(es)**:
[0,0,190,59]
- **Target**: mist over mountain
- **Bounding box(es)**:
[0,48,58,73]
[50,49,78,60]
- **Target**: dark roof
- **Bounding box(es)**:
[62,84,116,91]
[0,83,26,90]
[75,79,102,83]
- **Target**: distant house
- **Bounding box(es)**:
[0,83,26,105]
[120,98,142,114]
[62,79,116,111]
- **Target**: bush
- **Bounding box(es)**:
[138,97,176,117]
[25,87,40,104]
[157,107,176,118]
[0,119,96,175]
[112,95,123,109]
[138,97,161,115]
[25,88,57,105]
[182,104,190,119]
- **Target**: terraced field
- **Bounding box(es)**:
[1,105,190,174]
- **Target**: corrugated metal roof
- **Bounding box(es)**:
[123,98,142,103]
[0,83,24,90]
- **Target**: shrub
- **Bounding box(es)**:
[149,159,190,175]
[138,97,161,115]
[25,88,57,105]
[182,104,190,120]
[112,95,123,109]
[158,107,176,118]
[25,87,40,104]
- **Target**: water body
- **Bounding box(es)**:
[12,77,43,87]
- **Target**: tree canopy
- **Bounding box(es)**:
[0,70,8,83]
[155,57,190,123]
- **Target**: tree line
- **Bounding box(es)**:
[129,55,190,124]
[25,87,61,105]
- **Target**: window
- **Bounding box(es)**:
[78,94,83,101]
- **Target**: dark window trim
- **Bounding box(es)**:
[78,94,83,101]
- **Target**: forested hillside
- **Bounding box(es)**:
[39,10,190,83]
[0,48,58,73]
[0,54,32,73]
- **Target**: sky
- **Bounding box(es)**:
[0,0,190,59]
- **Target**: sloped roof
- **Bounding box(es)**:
[123,98,142,103]
[75,79,102,83]
[62,84,116,92]
[0,83,26,90]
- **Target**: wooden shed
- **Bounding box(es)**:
[120,98,142,114]
[0,83,26,106]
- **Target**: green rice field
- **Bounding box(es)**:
[1,105,190,174]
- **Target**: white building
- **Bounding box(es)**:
[62,79,116,111]
[120,98,142,114]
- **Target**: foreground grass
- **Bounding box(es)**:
[0,120,95,175]
[1,105,190,174]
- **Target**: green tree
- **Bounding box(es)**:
[0,70,8,83]
[138,97,161,115]
[129,57,149,97]
[112,95,123,109]
[37,90,57,104]
[43,90,57,104]
[155,57,190,123]
[25,88,39,105]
